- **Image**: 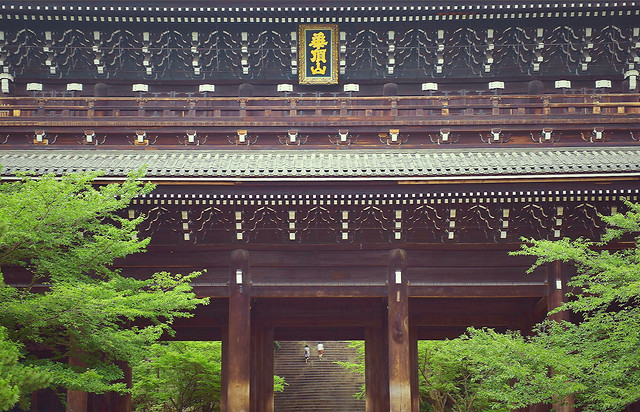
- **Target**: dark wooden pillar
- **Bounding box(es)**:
[227,249,251,412]
[387,249,412,411]
[262,326,275,412]
[548,261,575,412]
[409,326,420,412]
[365,300,389,412]
[67,354,88,412]
[113,361,132,412]
[221,326,229,412]
[547,261,570,322]
[30,392,38,412]
[251,318,274,412]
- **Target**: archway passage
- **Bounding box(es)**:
[273,340,365,411]
[122,243,551,412]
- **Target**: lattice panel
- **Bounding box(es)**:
[130,193,633,246]
[1,22,638,81]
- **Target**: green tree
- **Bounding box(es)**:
[514,200,640,411]
[0,171,209,410]
[0,327,51,411]
[417,329,577,412]
[132,341,287,411]
[333,341,365,400]
[133,341,222,411]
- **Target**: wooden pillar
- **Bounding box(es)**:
[251,319,274,412]
[221,326,229,412]
[387,249,412,411]
[548,261,575,412]
[262,327,275,412]
[30,392,38,412]
[91,360,133,412]
[67,354,88,412]
[365,301,389,412]
[227,249,251,412]
[547,261,569,322]
[113,361,132,412]
[409,327,420,412]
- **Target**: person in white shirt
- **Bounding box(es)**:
[304,344,310,363]
[317,342,324,359]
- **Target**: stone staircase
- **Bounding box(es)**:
[274,341,365,411]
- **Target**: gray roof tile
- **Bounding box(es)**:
[0,147,639,180]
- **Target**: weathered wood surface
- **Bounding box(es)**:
[1,94,639,144]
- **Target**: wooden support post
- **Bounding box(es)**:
[365,300,389,412]
[251,319,274,412]
[238,99,247,117]
[227,249,251,412]
[90,361,132,412]
[86,98,95,118]
[67,354,88,412]
[548,261,575,412]
[113,361,132,412]
[221,326,228,412]
[288,98,297,117]
[547,260,570,323]
[340,99,347,116]
[387,249,412,412]
[390,98,398,117]
[262,327,275,412]
[30,392,38,412]
[409,327,420,412]
[491,96,501,115]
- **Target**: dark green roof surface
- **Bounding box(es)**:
[0,147,639,181]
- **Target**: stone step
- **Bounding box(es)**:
[274,340,365,412]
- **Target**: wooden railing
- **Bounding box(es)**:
[1,93,639,124]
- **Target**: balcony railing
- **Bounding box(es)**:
[1,93,639,127]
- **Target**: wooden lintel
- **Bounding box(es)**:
[409,284,546,298]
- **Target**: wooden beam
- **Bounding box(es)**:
[274,326,365,341]
[409,284,546,298]
[250,285,387,298]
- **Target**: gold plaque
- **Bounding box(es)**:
[298,24,338,85]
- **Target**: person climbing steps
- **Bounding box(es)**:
[304,344,310,363]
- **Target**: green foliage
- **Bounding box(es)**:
[0,327,51,411]
[335,202,640,412]
[132,341,222,412]
[132,341,287,411]
[1,272,208,394]
[332,341,365,400]
[0,171,209,408]
[0,171,153,283]
[273,374,287,393]
[513,199,640,411]
[417,329,577,412]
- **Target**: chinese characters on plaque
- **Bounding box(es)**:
[298,24,338,85]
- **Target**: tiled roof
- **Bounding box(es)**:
[0,147,639,181]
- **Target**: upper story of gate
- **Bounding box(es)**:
[1,1,640,248]
[0,0,639,150]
